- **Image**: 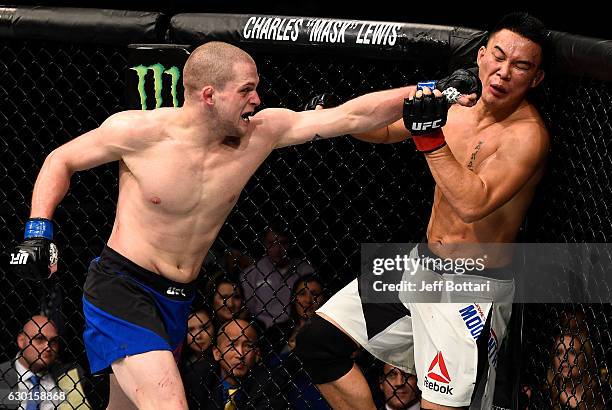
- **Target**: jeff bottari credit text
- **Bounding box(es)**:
[370,254,491,293]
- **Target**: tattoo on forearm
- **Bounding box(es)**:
[467,140,484,171]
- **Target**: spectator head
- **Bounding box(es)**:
[187,307,215,354]
[210,276,244,323]
[292,275,326,321]
[551,333,589,380]
[263,224,291,266]
[17,315,59,373]
[224,248,254,274]
[548,331,604,408]
[379,363,420,409]
[213,319,259,384]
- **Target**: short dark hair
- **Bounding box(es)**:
[209,274,243,301]
[291,274,323,295]
[489,12,549,70]
[215,318,260,345]
[289,274,326,321]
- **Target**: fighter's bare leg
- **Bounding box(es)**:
[107,374,137,410]
[110,350,187,410]
[315,313,376,410]
[316,363,376,410]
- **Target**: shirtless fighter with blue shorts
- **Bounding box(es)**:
[11,41,478,409]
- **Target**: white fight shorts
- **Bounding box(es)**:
[317,243,514,408]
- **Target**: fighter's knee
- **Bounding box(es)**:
[126,382,187,410]
[163,398,188,410]
[294,315,358,384]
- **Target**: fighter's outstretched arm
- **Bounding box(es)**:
[352,119,411,144]
[258,86,415,149]
[352,67,480,144]
[352,92,479,144]
[30,111,153,218]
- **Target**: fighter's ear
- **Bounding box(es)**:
[531,69,545,88]
[212,345,222,362]
[477,46,486,64]
[17,333,27,350]
[202,86,215,105]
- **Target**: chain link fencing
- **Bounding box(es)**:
[1,36,610,409]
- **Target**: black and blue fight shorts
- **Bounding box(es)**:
[82,246,195,374]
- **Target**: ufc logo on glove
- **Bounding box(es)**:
[411,119,443,131]
[10,250,29,265]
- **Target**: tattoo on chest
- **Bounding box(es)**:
[467,140,484,171]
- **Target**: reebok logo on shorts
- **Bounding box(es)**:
[427,351,451,383]
[424,351,453,395]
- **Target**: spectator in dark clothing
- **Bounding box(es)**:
[265,274,327,355]
[0,315,91,409]
[180,307,217,409]
[207,275,248,328]
[241,225,315,329]
[203,319,291,409]
[265,275,330,409]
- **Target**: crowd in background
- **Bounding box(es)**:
[2,225,609,408]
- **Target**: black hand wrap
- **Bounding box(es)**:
[304,93,341,110]
[437,67,482,103]
[10,218,59,280]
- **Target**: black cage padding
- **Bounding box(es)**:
[0,6,166,44]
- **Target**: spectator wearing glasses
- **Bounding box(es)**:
[0,315,91,409]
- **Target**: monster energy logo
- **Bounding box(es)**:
[131,63,181,109]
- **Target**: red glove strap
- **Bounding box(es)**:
[412,130,446,153]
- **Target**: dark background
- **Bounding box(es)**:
[6,0,611,39]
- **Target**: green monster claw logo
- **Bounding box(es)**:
[131,64,181,109]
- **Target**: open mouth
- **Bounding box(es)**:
[490,84,507,95]
[241,112,254,122]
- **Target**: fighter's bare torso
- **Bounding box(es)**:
[31,63,411,284]
[107,108,273,283]
[427,101,549,266]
